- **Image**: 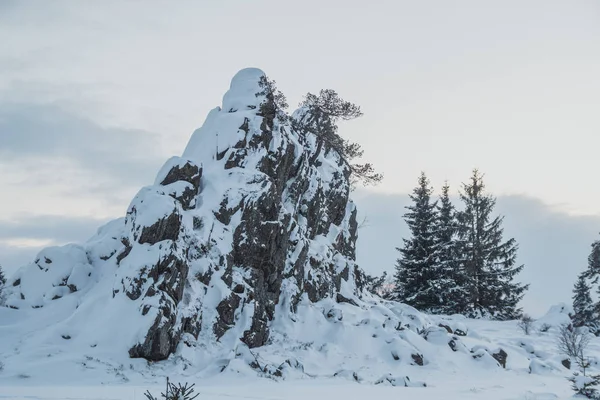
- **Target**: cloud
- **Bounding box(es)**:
[0,102,164,188]
[0,101,169,220]
[353,190,600,316]
[0,214,111,243]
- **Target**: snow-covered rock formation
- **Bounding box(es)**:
[3,68,365,362]
[0,71,592,393]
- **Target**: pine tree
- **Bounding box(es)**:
[573,271,595,329]
[582,235,600,327]
[294,89,383,187]
[455,169,528,320]
[433,182,468,314]
[587,237,600,280]
[0,264,5,287]
[393,172,440,311]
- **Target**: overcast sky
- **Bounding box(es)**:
[1,1,599,315]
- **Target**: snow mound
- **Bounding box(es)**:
[536,303,573,329]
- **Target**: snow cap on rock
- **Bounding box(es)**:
[222,67,266,112]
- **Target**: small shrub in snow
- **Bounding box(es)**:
[538,323,552,333]
[557,324,600,398]
[558,324,590,364]
[517,314,535,335]
[144,378,199,400]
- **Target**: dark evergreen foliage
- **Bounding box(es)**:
[393,172,441,311]
[256,75,289,124]
[455,169,528,319]
[433,182,467,314]
[144,378,199,400]
[568,371,600,399]
[572,272,595,329]
[588,238,600,280]
[580,235,600,330]
[393,171,527,318]
[294,89,383,187]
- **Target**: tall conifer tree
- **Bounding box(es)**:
[455,169,528,319]
[572,271,595,329]
[393,172,440,311]
[433,182,468,314]
[584,236,600,324]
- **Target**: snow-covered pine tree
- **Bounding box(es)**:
[294,89,383,187]
[455,169,528,320]
[393,172,440,311]
[572,271,595,329]
[588,237,600,279]
[0,264,6,303]
[433,182,468,314]
[580,235,600,327]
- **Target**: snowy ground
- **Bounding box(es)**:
[1,304,593,400]
[0,379,571,400]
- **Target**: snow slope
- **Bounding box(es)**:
[0,305,595,399]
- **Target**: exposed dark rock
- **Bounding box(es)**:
[411,353,424,366]
[155,255,189,304]
[160,161,202,188]
[182,315,202,339]
[129,298,179,361]
[215,198,243,225]
[216,147,229,161]
[492,349,507,368]
[562,358,571,369]
[197,269,213,286]
[454,329,467,336]
[116,239,132,265]
[448,339,458,352]
[325,308,343,322]
[214,294,241,339]
[100,251,116,261]
[138,211,181,245]
[438,323,453,333]
[169,184,197,210]
[233,284,245,294]
[336,293,358,306]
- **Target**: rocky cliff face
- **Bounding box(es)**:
[4,68,366,362]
